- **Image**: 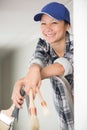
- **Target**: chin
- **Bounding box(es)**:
[46,40,54,44]
[45,38,53,43]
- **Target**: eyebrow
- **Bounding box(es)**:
[41,19,58,22]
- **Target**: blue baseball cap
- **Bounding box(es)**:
[34,2,70,24]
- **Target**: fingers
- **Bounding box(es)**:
[12,90,24,108]
[11,79,25,108]
[24,81,41,99]
[12,97,24,109]
[32,82,41,99]
[11,76,41,109]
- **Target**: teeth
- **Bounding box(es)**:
[46,34,53,37]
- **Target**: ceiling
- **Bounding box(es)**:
[0,0,72,60]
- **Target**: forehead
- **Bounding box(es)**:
[41,14,57,21]
[41,14,65,25]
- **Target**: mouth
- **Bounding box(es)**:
[46,33,54,37]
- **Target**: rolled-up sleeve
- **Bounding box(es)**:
[29,57,45,68]
[29,38,50,68]
[54,57,73,76]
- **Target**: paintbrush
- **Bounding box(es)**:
[0,89,25,130]
[29,89,39,130]
[36,89,50,116]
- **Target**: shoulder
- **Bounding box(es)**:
[69,33,73,51]
[66,32,73,54]
[37,38,50,51]
[37,38,47,46]
[69,40,73,52]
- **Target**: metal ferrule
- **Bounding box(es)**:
[29,108,37,115]
[41,101,47,107]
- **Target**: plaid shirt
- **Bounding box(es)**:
[30,32,74,130]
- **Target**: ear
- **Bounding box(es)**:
[66,24,70,31]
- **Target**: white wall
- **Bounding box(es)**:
[74,0,87,130]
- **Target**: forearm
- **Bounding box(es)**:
[27,63,41,75]
[41,63,64,80]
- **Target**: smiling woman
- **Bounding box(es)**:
[11,1,74,130]
[40,16,69,48]
[0,0,72,61]
[0,1,73,130]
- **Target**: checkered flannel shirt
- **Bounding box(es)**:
[29,32,74,130]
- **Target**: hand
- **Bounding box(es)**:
[24,64,41,97]
[11,78,25,108]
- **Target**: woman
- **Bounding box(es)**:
[12,2,74,130]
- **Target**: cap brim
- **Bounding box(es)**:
[34,12,70,24]
[34,13,43,21]
[34,12,56,21]
[34,12,53,21]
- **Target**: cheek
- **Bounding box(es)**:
[53,25,62,32]
[55,29,63,37]
[41,27,45,35]
[55,26,66,36]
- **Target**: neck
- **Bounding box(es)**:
[51,38,66,57]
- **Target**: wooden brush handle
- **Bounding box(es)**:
[29,89,40,130]
[11,89,25,119]
[29,89,35,108]
[29,89,37,115]
[37,89,47,107]
[37,89,50,117]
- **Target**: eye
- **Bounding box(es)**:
[41,22,46,25]
[52,21,58,24]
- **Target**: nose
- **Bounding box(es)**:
[46,24,52,32]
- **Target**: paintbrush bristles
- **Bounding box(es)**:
[0,120,10,130]
[29,110,40,130]
[42,106,50,116]
[30,115,39,130]
[1,104,15,117]
[29,89,40,130]
[37,89,50,116]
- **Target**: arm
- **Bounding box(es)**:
[41,63,64,80]
[12,64,41,108]
[24,63,42,95]
[11,77,25,108]
[12,39,48,107]
[41,57,73,80]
